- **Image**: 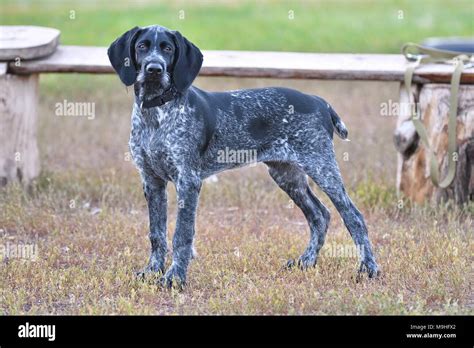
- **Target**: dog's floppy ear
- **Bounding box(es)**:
[107,27,141,86]
[171,30,203,92]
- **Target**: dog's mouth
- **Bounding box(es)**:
[136,70,172,107]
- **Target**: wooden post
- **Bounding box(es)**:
[394,83,474,205]
[0,26,59,186]
[0,73,40,186]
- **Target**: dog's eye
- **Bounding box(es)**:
[137,43,147,50]
[163,46,172,53]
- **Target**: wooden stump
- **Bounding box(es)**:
[394,83,474,204]
[0,26,60,186]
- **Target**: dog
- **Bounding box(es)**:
[108,25,379,288]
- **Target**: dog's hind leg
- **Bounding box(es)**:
[266,161,330,269]
[301,152,379,278]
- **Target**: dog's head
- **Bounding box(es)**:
[107,25,203,105]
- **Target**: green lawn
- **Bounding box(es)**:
[2,0,473,53]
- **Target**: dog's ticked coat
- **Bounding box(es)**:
[108,25,379,287]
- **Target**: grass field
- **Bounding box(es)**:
[0,0,473,314]
[2,0,473,52]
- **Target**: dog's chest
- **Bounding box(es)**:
[129,105,194,180]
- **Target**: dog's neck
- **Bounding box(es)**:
[134,84,181,109]
[133,87,189,128]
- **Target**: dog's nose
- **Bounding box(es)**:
[146,63,164,75]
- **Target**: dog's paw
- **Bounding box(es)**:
[356,259,380,282]
[285,254,317,270]
[135,262,165,281]
[285,258,297,269]
[159,264,186,290]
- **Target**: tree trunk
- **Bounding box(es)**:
[394,83,474,205]
[0,73,40,186]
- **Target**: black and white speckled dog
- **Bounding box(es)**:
[108,25,379,288]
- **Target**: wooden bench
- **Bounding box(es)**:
[1,26,473,204]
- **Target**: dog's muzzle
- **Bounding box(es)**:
[145,62,165,78]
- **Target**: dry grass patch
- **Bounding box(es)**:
[1,168,472,315]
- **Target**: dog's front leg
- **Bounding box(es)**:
[161,174,201,288]
[137,176,168,278]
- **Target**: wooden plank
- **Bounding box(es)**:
[8,45,474,84]
[0,26,60,60]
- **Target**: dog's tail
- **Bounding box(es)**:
[328,105,349,140]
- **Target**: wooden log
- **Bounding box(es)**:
[394,83,474,204]
[0,73,40,186]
